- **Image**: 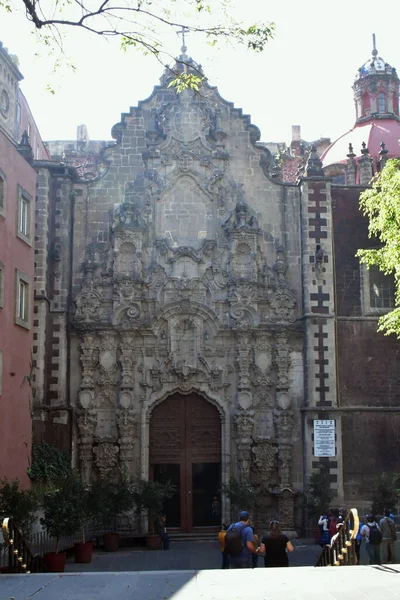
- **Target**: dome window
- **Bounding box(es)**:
[377,93,386,113]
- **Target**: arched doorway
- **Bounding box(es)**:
[149,393,221,532]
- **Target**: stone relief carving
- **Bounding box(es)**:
[117,409,137,468]
[235,410,254,480]
[76,409,97,483]
[93,442,119,479]
[251,437,279,490]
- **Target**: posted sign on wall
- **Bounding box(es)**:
[313,420,336,457]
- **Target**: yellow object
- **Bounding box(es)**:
[218,530,226,552]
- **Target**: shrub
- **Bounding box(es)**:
[28,443,72,484]
[0,478,38,538]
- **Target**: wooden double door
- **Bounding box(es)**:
[149,393,221,532]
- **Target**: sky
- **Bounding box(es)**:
[1,0,400,145]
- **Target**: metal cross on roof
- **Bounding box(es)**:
[177,26,189,54]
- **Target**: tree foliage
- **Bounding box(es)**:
[0,478,38,538]
[221,475,256,514]
[306,464,333,519]
[357,159,400,337]
[371,471,400,516]
[5,0,274,89]
[28,443,72,484]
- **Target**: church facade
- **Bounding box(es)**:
[17,42,400,533]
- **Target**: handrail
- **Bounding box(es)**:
[1,517,43,573]
[316,508,359,567]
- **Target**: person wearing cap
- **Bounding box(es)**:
[226,510,256,568]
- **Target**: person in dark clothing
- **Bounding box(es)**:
[258,520,294,567]
[157,514,170,550]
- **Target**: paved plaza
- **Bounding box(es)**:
[1,564,400,600]
[1,540,400,599]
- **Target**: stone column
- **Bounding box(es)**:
[235,410,254,481]
[76,409,97,483]
[117,409,137,476]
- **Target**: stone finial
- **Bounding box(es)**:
[346,143,356,159]
[359,141,373,184]
[346,143,357,185]
[305,144,324,178]
[17,130,34,163]
[379,141,389,169]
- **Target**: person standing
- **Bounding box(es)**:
[361,515,382,565]
[218,523,229,569]
[158,514,170,550]
[258,520,294,568]
[318,514,330,547]
[251,527,259,568]
[224,510,256,569]
[379,509,397,564]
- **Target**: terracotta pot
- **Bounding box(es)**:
[74,541,93,563]
[146,533,161,550]
[103,533,119,552]
[44,552,66,573]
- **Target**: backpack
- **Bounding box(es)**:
[224,523,247,555]
[368,524,382,545]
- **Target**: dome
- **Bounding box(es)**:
[357,55,397,80]
[321,119,400,168]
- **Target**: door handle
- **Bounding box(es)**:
[188,490,192,494]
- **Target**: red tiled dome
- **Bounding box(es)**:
[321,119,400,168]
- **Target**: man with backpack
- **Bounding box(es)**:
[361,515,382,565]
[379,509,397,564]
[224,510,256,568]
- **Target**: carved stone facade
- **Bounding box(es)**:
[28,43,400,533]
[33,54,307,531]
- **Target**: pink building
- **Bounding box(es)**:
[0,41,45,486]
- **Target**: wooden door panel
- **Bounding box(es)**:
[150,393,221,532]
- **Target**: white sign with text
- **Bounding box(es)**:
[313,419,336,457]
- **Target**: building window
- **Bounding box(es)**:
[377,93,386,113]
[0,168,5,218]
[15,269,31,329]
[360,264,395,314]
[16,185,32,245]
[0,261,4,309]
[16,101,21,124]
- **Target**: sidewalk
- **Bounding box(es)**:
[1,564,400,600]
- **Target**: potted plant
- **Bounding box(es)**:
[40,472,93,571]
[91,480,133,552]
[130,479,175,550]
